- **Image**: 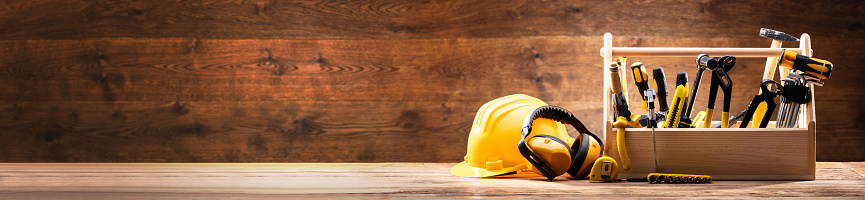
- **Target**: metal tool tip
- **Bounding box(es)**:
[760,28,800,42]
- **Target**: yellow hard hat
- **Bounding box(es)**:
[451,94,570,178]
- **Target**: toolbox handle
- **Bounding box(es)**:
[599,47,803,57]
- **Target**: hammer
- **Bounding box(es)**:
[759,28,799,87]
[750,28,798,127]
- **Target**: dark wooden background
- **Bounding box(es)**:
[0,0,862,162]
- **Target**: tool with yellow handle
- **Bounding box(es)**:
[751,29,800,128]
[739,79,783,128]
[609,65,640,171]
[631,62,651,112]
[750,103,769,128]
[663,77,688,128]
[750,50,832,128]
[675,72,693,128]
[691,111,706,128]
[702,56,735,128]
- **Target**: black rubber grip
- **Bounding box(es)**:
[653,67,670,112]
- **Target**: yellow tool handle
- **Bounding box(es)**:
[662,85,687,128]
[721,111,730,128]
[629,114,643,128]
[750,102,768,128]
[631,62,650,111]
[612,117,630,171]
[692,111,706,128]
[702,108,714,128]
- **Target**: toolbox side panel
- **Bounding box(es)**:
[607,126,813,180]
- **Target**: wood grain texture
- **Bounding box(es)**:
[0,163,862,199]
[0,0,863,162]
[0,100,603,162]
[0,36,862,162]
[0,0,862,39]
[605,124,814,180]
[0,38,598,102]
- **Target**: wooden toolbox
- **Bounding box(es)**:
[599,33,817,180]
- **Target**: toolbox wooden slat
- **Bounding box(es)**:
[600,33,818,180]
[607,122,815,180]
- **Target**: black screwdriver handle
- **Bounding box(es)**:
[653,67,670,112]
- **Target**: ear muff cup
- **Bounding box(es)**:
[568,133,603,178]
[525,135,574,176]
[518,105,605,181]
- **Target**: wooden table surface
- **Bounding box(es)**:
[0,162,863,199]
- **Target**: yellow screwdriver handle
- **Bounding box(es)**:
[631,62,650,111]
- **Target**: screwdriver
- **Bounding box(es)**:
[631,62,651,112]
[653,67,670,127]
[777,49,833,79]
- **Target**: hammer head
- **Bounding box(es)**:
[760,28,800,42]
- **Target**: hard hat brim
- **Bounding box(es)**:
[450,162,527,178]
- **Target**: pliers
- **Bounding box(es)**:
[612,92,641,171]
[701,56,735,128]
[739,79,784,128]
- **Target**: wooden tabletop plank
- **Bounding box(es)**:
[0,163,862,199]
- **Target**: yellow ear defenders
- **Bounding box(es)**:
[518,105,605,181]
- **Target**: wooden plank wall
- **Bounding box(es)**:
[0,0,862,162]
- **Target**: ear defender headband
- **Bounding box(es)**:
[518,105,605,181]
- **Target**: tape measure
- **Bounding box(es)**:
[589,156,619,182]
